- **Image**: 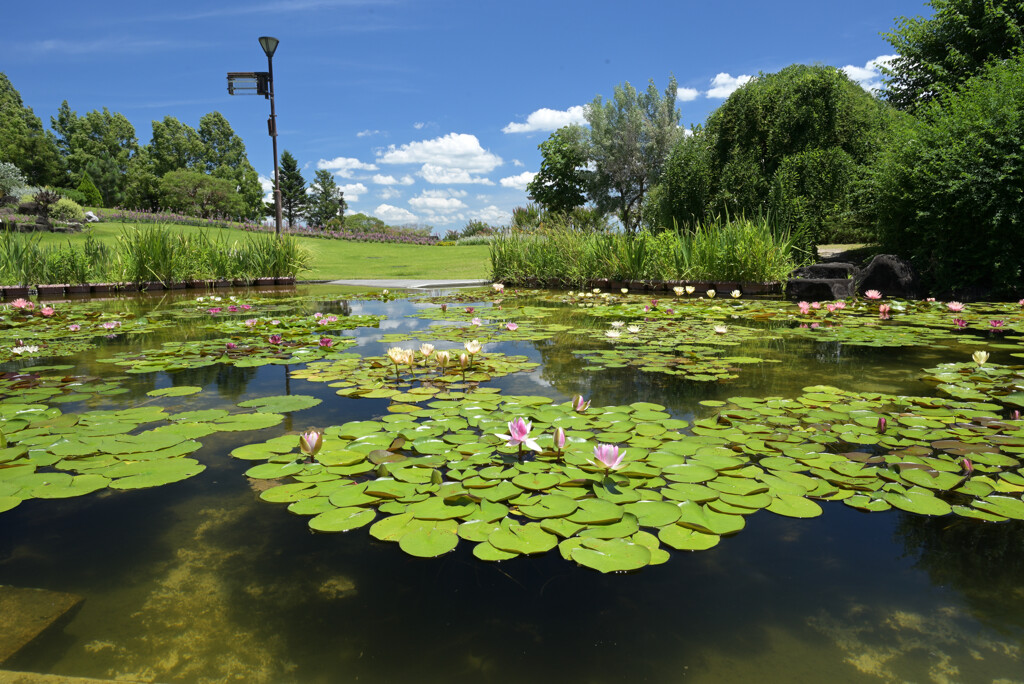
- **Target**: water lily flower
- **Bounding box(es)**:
[506,322,518,331]
[926,297,935,302]
[877,417,887,434]
[606,329,622,338]
[811,302,821,309]
[268,334,283,344]
[435,350,450,368]
[382,289,389,295]
[797,301,811,315]
[102,321,120,330]
[212,296,222,302]
[590,443,626,470]
[672,286,684,296]
[208,308,221,314]
[11,345,39,355]
[990,319,1005,328]
[440,303,448,313]
[571,394,591,412]
[864,290,882,299]
[962,458,973,475]
[665,308,675,314]
[492,283,504,292]
[242,304,252,310]
[627,325,640,333]
[621,288,629,295]
[497,418,542,452]
[68,324,81,331]
[651,299,659,307]
[465,307,474,314]
[685,286,695,295]
[319,337,334,347]
[593,288,601,294]
[420,343,435,358]
[706,289,716,298]
[245,318,258,327]
[1019,299,1024,307]
[1012,410,1021,420]
[313,312,323,319]
[611,321,624,328]
[713,325,728,334]
[953,318,968,329]
[196,297,205,303]
[299,428,323,457]
[228,305,239,312]
[730,290,741,298]
[226,342,238,349]
[826,303,837,313]
[40,307,55,317]
[464,340,481,355]
[471,317,482,326]
[10,298,32,310]
[878,304,891,316]
[972,350,989,366]
[459,352,469,369]
[553,426,566,453]
[834,301,846,310]
[947,301,965,312]
[271,319,281,326]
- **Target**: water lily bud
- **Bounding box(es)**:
[962,458,974,475]
[571,394,591,412]
[1012,410,1021,420]
[299,429,323,456]
[553,426,566,450]
[621,288,629,295]
[440,303,448,313]
[459,353,469,369]
[706,289,716,298]
[972,350,990,366]
[877,417,887,434]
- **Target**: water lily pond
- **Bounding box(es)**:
[1,286,1023,683]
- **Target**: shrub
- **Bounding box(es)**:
[461,220,495,238]
[50,198,85,224]
[43,247,91,284]
[76,172,104,208]
[33,189,61,218]
[51,187,89,205]
[0,162,27,198]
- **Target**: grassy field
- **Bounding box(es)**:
[35,223,492,281]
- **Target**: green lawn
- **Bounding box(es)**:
[36,223,492,281]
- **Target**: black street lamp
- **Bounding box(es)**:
[227,36,283,236]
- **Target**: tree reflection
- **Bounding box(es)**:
[170,363,258,402]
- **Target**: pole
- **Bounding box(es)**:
[267,52,283,237]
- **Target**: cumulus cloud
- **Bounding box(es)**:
[420,164,494,185]
[499,171,537,191]
[338,183,368,202]
[502,105,587,134]
[706,73,753,98]
[378,133,502,173]
[474,206,511,224]
[419,188,467,198]
[374,204,417,223]
[372,173,415,186]
[512,159,524,167]
[409,196,467,213]
[842,54,897,92]
[356,129,383,138]
[413,122,426,129]
[316,156,378,177]
[677,87,700,102]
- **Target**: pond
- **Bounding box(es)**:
[1,285,1023,683]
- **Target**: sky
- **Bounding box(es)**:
[5,0,931,233]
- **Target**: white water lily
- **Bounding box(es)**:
[685,286,696,295]
[673,286,685,296]
[714,325,728,334]
[627,325,641,333]
[706,289,716,298]
[621,288,629,295]
[11,345,39,354]
[730,290,741,298]
[973,350,990,366]
[606,330,622,338]
[611,321,625,328]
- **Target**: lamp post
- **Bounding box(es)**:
[226,37,283,236]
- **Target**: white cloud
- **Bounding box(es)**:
[378,133,502,173]
[677,87,700,102]
[474,206,511,224]
[378,187,401,200]
[374,204,418,223]
[413,122,426,129]
[338,183,368,201]
[842,54,897,92]
[316,156,378,177]
[499,171,537,191]
[706,73,753,99]
[512,159,524,167]
[419,164,494,185]
[258,175,274,202]
[356,129,383,137]
[418,188,467,198]
[502,105,587,134]
[372,173,415,186]
[409,196,467,213]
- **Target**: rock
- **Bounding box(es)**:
[84,211,100,223]
[789,262,859,280]
[17,202,39,215]
[786,278,857,300]
[858,254,918,299]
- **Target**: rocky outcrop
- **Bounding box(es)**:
[786,253,919,300]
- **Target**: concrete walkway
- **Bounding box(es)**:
[323,279,490,289]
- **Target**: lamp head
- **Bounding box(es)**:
[258,36,279,58]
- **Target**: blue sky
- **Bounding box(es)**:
[6,0,927,231]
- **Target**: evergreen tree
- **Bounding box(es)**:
[305,169,346,228]
[278,150,307,227]
[76,172,104,207]
[0,73,62,186]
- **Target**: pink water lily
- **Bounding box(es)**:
[497,418,541,452]
[10,298,32,310]
[226,342,237,349]
[878,304,891,318]
[797,301,811,314]
[319,337,333,347]
[268,334,283,344]
[953,318,968,329]
[506,322,518,331]
[811,301,821,309]
[471,317,482,326]
[834,301,846,310]
[465,307,474,314]
[299,428,323,457]
[40,307,55,317]
[877,417,887,434]
[553,426,566,453]
[591,444,626,470]
[990,320,1005,328]
[947,301,964,312]
[864,290,882,299]
[571,394,590,412]
[245,318,258,327]
[102,321,120,330]
[228,305,239,312]
[826,303,837,313]
[68,324,80,331]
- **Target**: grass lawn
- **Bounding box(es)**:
[34,223,492,281]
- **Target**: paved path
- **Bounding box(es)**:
[322,279,490,289]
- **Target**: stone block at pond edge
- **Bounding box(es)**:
[786,278,856,301]
[790,262,859,280]
[858,254,918,299]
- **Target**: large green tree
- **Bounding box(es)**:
[867,54,1024,295]
[149,116,204,176]
[526,125,589,214]
[654,64,892,250]
[278,150,307,227]
[50,103,138,206]
[305,169,346,228]
[585,76,682,233]
[158,169,243,218]
[881,0,1024,112]
[0,73,62,186]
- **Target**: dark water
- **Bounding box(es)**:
[2,287,1023,684]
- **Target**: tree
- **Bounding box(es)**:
[867,54,1024,295]
[526,125,589,214]
[54,106,138,207]
[75,171,104,208]
[149,116,204,176]
[305,169,346,228]
[122,148,161,212]
[158,169,243,218]
[585,76,682,233]
[881,0,1024,112]
[0,161,27,198]
[278,150,307,227]
[653,64,892,250]
[0,73,62,186]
